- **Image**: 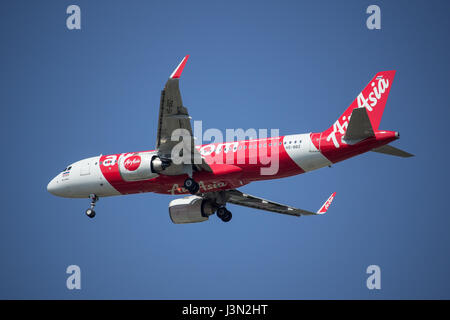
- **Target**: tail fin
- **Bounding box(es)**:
[323,71,396,146]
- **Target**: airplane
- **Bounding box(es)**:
[47,55,413,223]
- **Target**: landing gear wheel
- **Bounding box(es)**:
[184,178,194,188]
[85,209,96,218]
[222,211,232,222]
[189,183,199,194]
[86,194,98,219]
[216,207,227,219]
[184,178,200,195]
[217,207,232,222]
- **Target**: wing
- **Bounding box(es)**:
[156,55,211,172]
[224,189,336,217]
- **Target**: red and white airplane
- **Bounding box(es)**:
[47,56,413,223]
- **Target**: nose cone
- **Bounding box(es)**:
[47,176,63,197]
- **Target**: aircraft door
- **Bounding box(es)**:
[80,161,90,176]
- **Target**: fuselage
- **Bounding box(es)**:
[47,130,398,199]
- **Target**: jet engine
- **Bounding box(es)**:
[150,155,171,173]
[118,152,167,181]
[169,196,217,224]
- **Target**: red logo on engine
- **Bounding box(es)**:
[124,155,141,171]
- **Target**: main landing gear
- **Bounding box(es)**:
[216,206,232,222]
[85,194,98,218]
[184,177,200,195]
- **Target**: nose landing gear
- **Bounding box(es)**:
[216,206,232,222]
[85,194,98,218]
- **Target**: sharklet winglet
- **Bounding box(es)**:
[170,55,190,79]
[317,192,337,214]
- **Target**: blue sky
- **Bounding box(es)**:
[0,0,449,299]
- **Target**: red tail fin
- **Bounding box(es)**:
[323,71,396,143]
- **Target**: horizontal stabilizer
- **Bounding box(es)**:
[344,107,375,141]
[371,144,414,158]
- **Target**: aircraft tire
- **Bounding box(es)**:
[184,178,199,194]
[85,209,96,218]
[216,207,227,219]
[221,211,232,222]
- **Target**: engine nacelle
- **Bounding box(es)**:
[118,152,159,182]
[150,156,171,173]
[169,196,217,224]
